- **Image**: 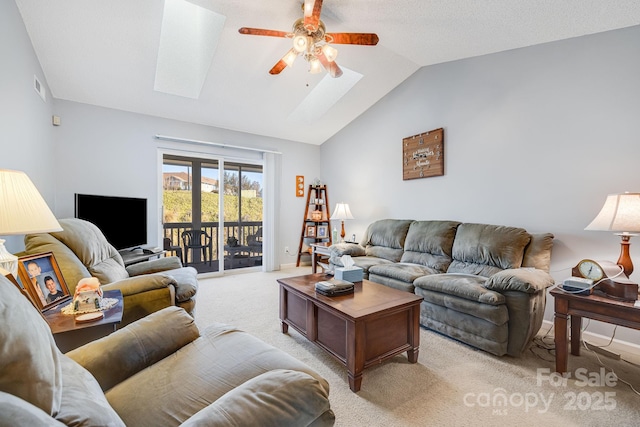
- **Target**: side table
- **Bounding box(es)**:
[44,289,124,353]
[550,287,640,374]
[310,242,331,273]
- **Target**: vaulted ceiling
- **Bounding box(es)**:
[15,0,640,144]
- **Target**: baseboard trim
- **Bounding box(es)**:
[541,320,640,357]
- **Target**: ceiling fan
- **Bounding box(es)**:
[238,0,379,78]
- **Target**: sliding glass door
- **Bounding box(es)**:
[162,155,263,274]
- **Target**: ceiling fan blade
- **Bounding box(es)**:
[326,33,379,45]
[304,0,323,30]
[317,50,343,78]
[238,27,288,38]
[269,48,298,75]
[269,59,287,75]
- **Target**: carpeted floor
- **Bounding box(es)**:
[194,267,640,427]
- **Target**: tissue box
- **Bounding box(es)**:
[334,266,363,282]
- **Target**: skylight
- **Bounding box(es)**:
[154,0,226,99]
[287,67,363,123]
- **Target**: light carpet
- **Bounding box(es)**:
[194,267,640,426]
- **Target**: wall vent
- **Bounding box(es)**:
[34,75,46,101]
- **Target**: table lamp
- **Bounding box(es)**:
[585,192,640,277]
[0,169,62,277]
[330,202,354,242]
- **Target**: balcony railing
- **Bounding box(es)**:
[163,221,262,272]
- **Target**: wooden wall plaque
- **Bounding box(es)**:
[402,128,444,180]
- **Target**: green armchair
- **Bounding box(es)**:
[23,218,198,327]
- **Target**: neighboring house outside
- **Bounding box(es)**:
[163,172,218,192]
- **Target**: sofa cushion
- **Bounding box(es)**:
[447,223,531,275]
[522,233,554,272]
[329,255,393,274]
[105,322,331,426]
[0,276,63,415]
[413,273,505,305]
[485,268,555,294]
[400,220,461,271]
[369,263,441,284]
[51,219,129,284]
[362,219,413,262]
[181,369,333,427]
[0,392,66,427]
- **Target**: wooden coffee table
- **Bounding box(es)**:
[278,273,422,392]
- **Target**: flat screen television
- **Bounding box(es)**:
[74,193,147,250]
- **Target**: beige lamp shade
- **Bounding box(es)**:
[585,192,640,278]
[0,169,62,234]
[330,203,354,221]
[0,169,62,276]
[585,193,640,233]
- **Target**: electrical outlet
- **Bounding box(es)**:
[284,246,289,254]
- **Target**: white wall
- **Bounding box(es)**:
[0,0,55,253]
[321,25,640,344]
[51,100,320,267]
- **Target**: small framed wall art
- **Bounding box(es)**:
[296,175,305,197]
[306,225,316,237]
[402,127,444,180]
[317,225,328,238]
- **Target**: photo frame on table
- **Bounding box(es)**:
[317,225,328,238]
[17,252,71,312]
[306,225,316,237]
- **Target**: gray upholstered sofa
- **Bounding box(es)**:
[329,219,554,356]
[23,218,198,327]
[0,275,335,426]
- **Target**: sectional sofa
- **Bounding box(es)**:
[329,219,554,356]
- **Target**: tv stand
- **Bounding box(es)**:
[119,246,164,266]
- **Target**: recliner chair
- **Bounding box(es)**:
[24,218,198,327]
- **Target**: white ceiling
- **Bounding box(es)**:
[15,0,640,145]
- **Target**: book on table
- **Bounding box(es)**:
[315,278,354,296]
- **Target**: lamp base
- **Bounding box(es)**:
[616,234,633,278]
[0,239,18,278]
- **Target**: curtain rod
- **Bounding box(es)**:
[154,134,282,155]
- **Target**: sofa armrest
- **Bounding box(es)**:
[485,268,555,294]
[329,243,366,267]
[101,273,176,296]
[66,306,200,392]
[180,369,334,427]
[329,243,365,257]
[126,256,183,276]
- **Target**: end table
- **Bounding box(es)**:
[310,243,331,273]
[44,289,123,353]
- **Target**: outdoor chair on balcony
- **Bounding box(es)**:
[248,227,263,258]
[163,237,183,265]
[181,229,212,266]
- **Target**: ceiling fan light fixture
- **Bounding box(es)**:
[309,57,322,73]
[293,33,308,53]
[283,49,298,67]
[321,44,338,62]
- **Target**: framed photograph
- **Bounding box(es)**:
[17,252,71,312]
[317,225,328,238]
[306,225,316,237]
